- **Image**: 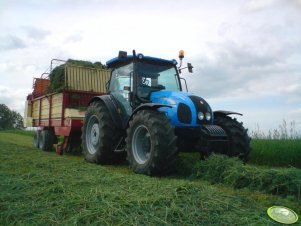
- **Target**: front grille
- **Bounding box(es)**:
[203,125,227,137]
[189,95,212,124]
[177,103,192,124]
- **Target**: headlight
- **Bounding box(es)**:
[205,112,211,121]
[198,112,204,120]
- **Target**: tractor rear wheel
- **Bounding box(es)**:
[126,110,178,176]
[214,114,251,161]
[82,101,126,164]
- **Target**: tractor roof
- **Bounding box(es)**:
[106,54,177,68]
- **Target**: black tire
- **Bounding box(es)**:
[39,129,55,151]
[126,110,178,176]
[33,130,41,148]
[82,101,126,164]
[214,114,251,161]
[66,131,82,153]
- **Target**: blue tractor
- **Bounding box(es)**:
[82,50,250,175]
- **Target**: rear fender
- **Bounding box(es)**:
[214,110,243,118]
[89,95,123,129]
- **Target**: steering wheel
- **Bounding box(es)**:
[152,84,165,90]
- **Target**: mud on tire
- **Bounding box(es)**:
[126,110,178,176]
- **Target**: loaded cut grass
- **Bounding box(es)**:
[1,131,300,225]
[49,59,105,92]
[194,154,301,200]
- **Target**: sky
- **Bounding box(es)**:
[0,0,301,135]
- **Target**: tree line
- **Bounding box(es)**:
[0,104,23,130]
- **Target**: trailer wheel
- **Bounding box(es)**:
[126,110,178,176]
[82,101,125,164]
[39,129,55,151]
[214,115,251,161]
[33,130,41,148]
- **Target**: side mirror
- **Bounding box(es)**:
[187,63,193,73]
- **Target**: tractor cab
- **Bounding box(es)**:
[106,51,183,115]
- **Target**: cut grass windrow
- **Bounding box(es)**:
[194,154,301,200]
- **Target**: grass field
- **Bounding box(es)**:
[250,139,301,168]
[0,131,300,225]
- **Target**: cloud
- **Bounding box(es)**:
[278,83,301,103]
[291,0,301,8]
[21,26,51,41]
[242,0,301,12]
[0,27,51,52]
[242,0,280,12]
[0,85,29,115]
[64,33,83,43]
[186,37,301,108]
[0,35,26,51]
[289,108,301,116]
[209,41,283,68]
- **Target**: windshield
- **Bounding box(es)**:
[136,62,181,98]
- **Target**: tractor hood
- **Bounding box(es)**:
[149,91,213,127]
[150,91,191,106]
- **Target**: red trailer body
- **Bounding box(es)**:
[24,61,111,153]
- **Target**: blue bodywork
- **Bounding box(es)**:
[106,55,177,68]
[149,90,213,127]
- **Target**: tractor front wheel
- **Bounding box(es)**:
[214,114,251,161]
[126,110,178,176]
